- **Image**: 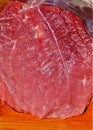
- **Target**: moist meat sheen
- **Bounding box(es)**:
[0,1,92,119]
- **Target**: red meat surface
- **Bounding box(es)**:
[0,1,92,119]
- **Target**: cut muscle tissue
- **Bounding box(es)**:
[0,1,92,119]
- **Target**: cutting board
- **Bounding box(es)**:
[0,101,92,130]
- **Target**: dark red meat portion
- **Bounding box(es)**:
[0,1,92,119]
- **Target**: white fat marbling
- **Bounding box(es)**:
[82,76,87,86]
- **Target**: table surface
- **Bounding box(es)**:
[0,101,92,130]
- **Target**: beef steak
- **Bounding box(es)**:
[0,1,92,119]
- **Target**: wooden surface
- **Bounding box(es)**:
[0,101,92,130]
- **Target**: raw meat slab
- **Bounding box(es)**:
[0,1,92,119]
